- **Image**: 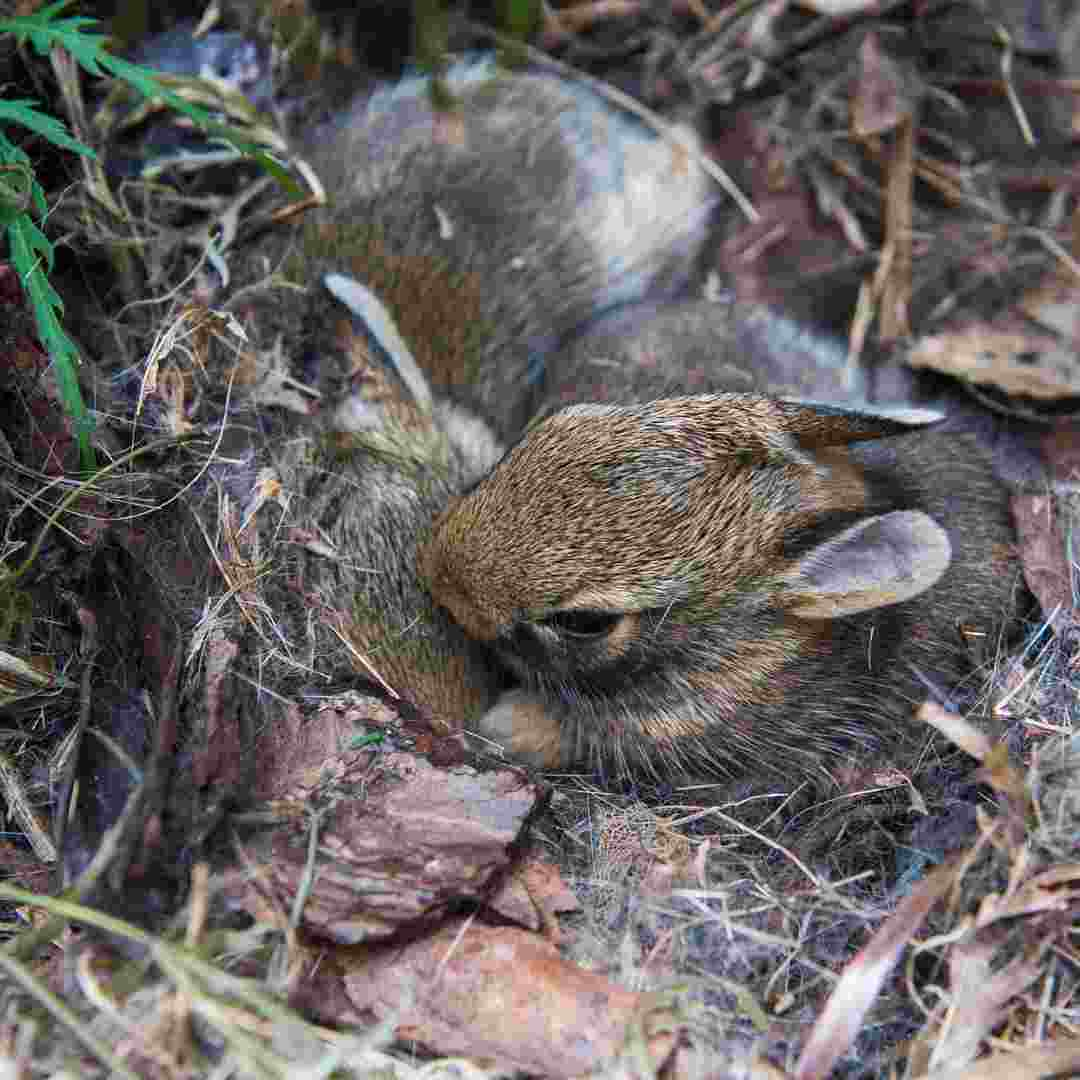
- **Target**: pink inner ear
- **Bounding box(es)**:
[786,511,952,619]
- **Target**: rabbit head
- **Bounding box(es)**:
[419,395,974,783]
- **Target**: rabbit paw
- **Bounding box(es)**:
[475,689,565,769]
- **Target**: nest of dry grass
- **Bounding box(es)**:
[0,1,1079,1077]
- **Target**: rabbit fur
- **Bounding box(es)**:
[264,61,1027,790]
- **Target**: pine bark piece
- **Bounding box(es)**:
[254,722,543,942]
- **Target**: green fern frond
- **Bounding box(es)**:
[7,213,91,452]
[0,3,212,133]
[0,104,94,465]
[0,98,94,158]
[0,2,282,469]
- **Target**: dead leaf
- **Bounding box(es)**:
[1042,426,1080,487]
[0,840,51,895]
[977,743,1031,812]
[192,629,242,789]
[878,117,914,340]
[1011,494,1074,630]
[909,323,1080,399]
[245,714,542,942]
[159,364,194,436]
[974,877,1080,925]
[1020,273,1080,342]
[553,0,642,34]
[345,920,680,1075]
[929,937,1042,1072]
[487,854,580,934]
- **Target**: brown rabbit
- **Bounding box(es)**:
[225,60,1028,791]
[192,60,714,740]
[419,392,1022,787]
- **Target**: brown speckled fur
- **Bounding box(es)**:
[273,67,1029,790]
[421,398,1022,787]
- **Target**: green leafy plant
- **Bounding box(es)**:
[0,2,261,469]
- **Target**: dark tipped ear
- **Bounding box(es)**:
[783,510,951,618]
[773,399,945,449]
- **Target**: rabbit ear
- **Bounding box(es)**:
[578,397,944,472]
[325,272,434,414]
[772,399,945,450]
[783,511,951,619]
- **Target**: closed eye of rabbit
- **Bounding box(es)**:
[541,609,625,638]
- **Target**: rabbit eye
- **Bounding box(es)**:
[543,610,622,638]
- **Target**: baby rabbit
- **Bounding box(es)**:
[210,59,715,737]
[254,59,1026,789]
[296,58,713,440]
[419,392,1020,787]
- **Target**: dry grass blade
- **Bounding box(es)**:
[0,947,141,1080]
[0,882,407,1078]
[0,650,69,704]
[0,751,54,863]
[917,702,995,762]
[794,859,960,1080]
[926,1036,1080,1080]
[927,935,1043,1073]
